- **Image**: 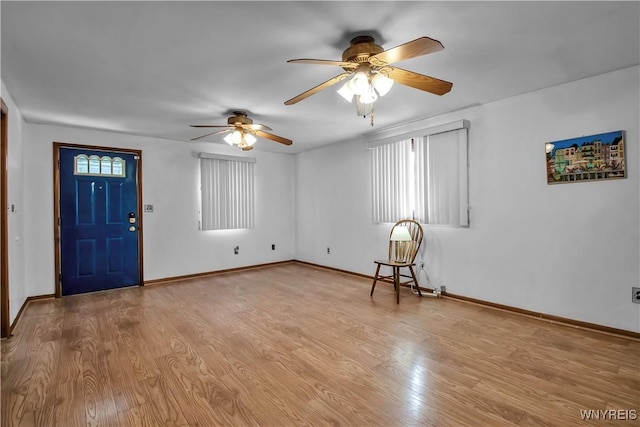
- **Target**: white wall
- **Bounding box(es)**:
[295,66,640,333]
[23,124,295,297]
[1,81,27,324]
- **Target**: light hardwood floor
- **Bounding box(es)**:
[2,262,639,426]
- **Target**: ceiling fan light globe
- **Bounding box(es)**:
[223,133,235,146]
[244,133,257,146]
[372,73,394,97]
[355,96,374,117]
[360,87,378,105]
[230,130,243,145]
[349,71,370,96]
[337,82,355,102]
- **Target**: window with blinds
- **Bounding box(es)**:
[199,153,255,230]
[369,120,469,227]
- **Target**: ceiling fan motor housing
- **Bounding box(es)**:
[342,36,384,64]
[228,111,253,126]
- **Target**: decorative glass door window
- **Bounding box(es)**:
[74,154,125,177]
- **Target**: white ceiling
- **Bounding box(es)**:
[2,1,639,154]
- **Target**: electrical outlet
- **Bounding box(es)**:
[327,247,330,255]
[632,287,640,304]
[234,246,239,255]
[271,244,276,250]
[440,285,446,293]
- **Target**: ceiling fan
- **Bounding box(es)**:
[284,35,453,124]
[190,111,292,151]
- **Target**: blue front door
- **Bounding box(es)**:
[59,147,140,296]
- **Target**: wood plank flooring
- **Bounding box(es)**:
[2,262,639,426]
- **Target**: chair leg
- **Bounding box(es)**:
[395,267,400,304]
[408,266,422,297]
[370,264,381,296]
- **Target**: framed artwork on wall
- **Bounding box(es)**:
[546,130,626,184]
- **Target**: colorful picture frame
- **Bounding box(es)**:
[546,130,625,184]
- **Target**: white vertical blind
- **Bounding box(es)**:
[371,139,413,223]
[414,136,427,223]
[416,128,468,226]
[200,155,254,230]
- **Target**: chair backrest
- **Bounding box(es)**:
[388,219,423,263]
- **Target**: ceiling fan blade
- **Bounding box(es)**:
[244,123,273,131]
[284,73,350,105]
[387,67,452,95]
[370,37,444,66]
[190,125,232,128]
[190,129,232,141]
[288,59,357,69]
[255,130,292,146]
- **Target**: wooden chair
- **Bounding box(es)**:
[370,219,424,304]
